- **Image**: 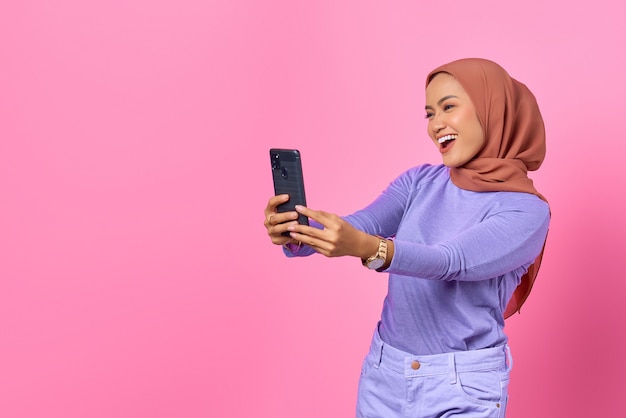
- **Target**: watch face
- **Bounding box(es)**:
[367,258,385,270]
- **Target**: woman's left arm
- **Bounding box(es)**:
[387,198,550,281]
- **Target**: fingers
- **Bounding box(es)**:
[264,210,299,229]
[285,229,322,251]
[266,194,289,211]
[263,200,345,253]
[294,204,319,220]
[294,206,347,240]
[266,220,299,246]
[286,212,338,255]
[264,195,296,227]
[286,222,325,240]
[289,205,363,258]
[264,195,288,219]
[294,205,337,227]
[264,195,301,246]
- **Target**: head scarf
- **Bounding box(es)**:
[426,58,549,318]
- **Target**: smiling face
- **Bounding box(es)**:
[425,73,485,168]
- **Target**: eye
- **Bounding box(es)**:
[443,104,455,111]
[424,111,434,119]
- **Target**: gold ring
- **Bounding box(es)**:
[266,214,274,226]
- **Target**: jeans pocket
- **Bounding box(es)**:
[456,368,507,405]
[360,355,372,377]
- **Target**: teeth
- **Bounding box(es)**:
[438,134,458,144]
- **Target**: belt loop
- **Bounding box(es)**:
[505,345,513,372]
[448,353,457,384]
[374,341,383,369]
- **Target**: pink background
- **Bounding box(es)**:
[1,1,625,417]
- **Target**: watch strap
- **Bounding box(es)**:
[362,237,388,270]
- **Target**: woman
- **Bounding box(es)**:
[263,58,549,417]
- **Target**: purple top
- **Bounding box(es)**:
[285,164,550,355]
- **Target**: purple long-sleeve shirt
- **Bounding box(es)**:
[285,164,550,355]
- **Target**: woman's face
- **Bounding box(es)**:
[425,73,485,168]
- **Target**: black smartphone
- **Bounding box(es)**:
[269,148,309,229]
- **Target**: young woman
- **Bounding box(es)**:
[263,58,549,418]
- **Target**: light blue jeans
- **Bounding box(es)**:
[357,326,512,418]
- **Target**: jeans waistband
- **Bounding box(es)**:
[368,326,512,380]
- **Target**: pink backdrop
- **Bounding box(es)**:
[2,1,625,417]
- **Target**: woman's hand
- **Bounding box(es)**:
[263,194,300,246]
[286,205,380,259]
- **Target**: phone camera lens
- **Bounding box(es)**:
[272,154,281,170]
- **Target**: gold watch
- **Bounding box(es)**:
[362,237,388,271]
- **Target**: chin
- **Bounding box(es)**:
[442,157,471,168]
[442,161,461,168]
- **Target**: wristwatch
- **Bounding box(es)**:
[362,237,388,271]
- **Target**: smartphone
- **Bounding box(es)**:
[269,148,309,229]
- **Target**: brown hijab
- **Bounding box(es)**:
[426,58,549,318]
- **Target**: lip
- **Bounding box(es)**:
[436,133,457,153]
[439,140,455,153]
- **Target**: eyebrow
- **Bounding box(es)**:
[424,95,459,110]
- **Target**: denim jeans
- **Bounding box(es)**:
[357,326,512,418]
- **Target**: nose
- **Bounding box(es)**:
[430,112,446,133]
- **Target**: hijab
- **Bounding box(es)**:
[426,58,549,318]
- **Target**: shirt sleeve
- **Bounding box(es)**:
[342,166,423,238]
[342,166,551,282]
[387,197,550,281]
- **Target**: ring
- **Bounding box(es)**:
[265,214,274,226]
